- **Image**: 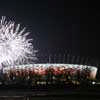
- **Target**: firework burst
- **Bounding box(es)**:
[0,16,37,68]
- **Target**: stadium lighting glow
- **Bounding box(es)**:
[3,64,98,79]
[0,16,37,69]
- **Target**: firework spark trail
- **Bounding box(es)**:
[0,16,37,68]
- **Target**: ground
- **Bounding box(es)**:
[0,85,100,100]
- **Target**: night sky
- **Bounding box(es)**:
[0,0,99,64]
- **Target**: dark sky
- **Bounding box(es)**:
[0,0,99,63]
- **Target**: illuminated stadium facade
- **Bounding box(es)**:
[3,64,97,80]
[0,63,97,86]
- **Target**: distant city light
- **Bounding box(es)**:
[92,81,96,85]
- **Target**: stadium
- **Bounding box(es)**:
[0,63,97,87]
